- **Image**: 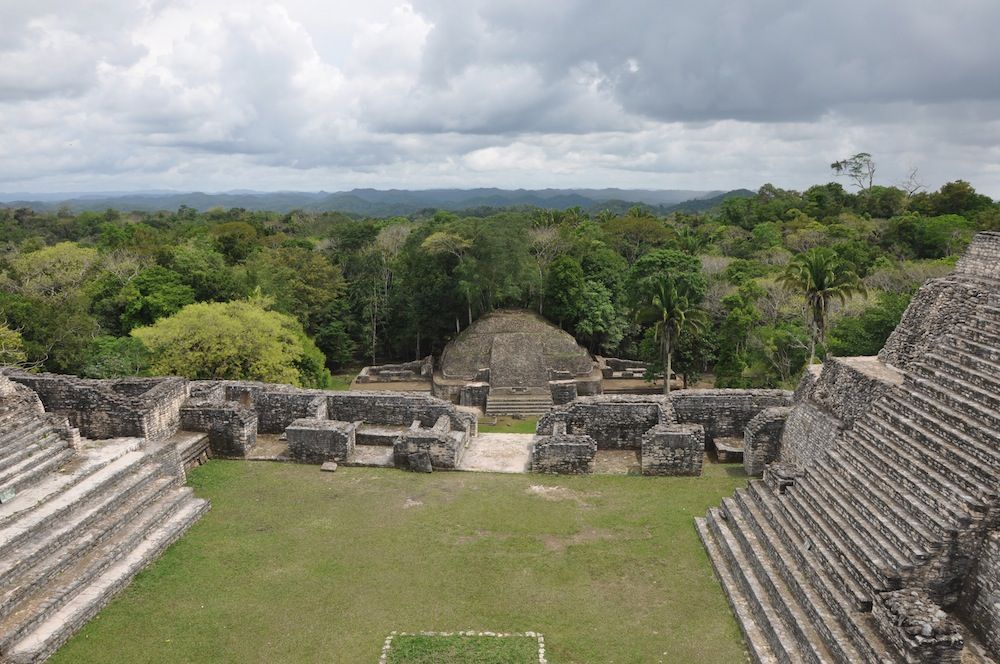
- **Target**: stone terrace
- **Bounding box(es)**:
[697,232,1000,663]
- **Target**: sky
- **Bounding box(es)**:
[1,0,999,197]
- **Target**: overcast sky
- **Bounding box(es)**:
[1,0,998,196]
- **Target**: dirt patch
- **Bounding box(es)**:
[402,498,423,509]
[454,529,511,545]
[525,484,599,506]
[542,527,616,552]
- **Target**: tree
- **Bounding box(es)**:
[421,230,474,327]
[0,322,27,367]
[131,300,331,387]
[635,277,708,395]
[830,152,876,191]
[778,247,866,364]
[544,256,586,327]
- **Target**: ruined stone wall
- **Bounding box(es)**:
[531,433,597,473]
[742,406,792,476]
[393,416,465,469]
[778,357,900,469]
[327,392,471,431]
[641,424,705,476]
[6,371,186,440]
[960,530,1000,657]
[537,395,668,449]
[287,419,356,463]
[179,400,257,457]
[356,356,433,383]
[669,389,792,446]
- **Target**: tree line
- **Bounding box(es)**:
[1,166,996,390]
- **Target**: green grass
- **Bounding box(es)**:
[51,461,749,664]
[386,634,539,663]
[328,372,357,391]
[478,416,539,434]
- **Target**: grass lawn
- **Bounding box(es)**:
[328,372,358,391]
[478,416,539,434]
[51,461,749,664]
[385,634,540,663]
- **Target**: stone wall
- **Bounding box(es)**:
[742,406,791,476]
[537,395,669,449]
[6,371,186,441]
[641,423,705,476]
[179,400,257,457]
[393,416,465,470]
[355,356,433,383]
[548,380,577,405]
[327,392,474,433]
[669,389,792,446]
[531,432,597,474]
[873,589,965,664]
[287,419,356,463]
[777,357,900,469]
[959,529,1000,656]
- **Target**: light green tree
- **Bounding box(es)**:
[778,247,866,365]
[131,300,331,387]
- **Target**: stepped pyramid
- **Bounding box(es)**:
[0,375,208,663]
[698,232,1000,663]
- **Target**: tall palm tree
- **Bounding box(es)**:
[778,247,866,365]
[636,278,709,395]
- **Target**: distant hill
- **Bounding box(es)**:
[0,187,751,216]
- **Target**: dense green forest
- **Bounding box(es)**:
[1,165,996,390]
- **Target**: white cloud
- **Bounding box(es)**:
[0,0,998,196]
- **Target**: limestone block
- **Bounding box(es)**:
[531,433,596,474]
[286,418,356,464]
[641,423,704,476]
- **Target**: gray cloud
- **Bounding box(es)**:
[0,0,998,196]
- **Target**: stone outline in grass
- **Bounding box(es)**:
[379,630,547,664]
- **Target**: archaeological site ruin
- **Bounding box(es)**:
[0,232,997,661]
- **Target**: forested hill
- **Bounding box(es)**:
[0,188,733,216]
[1,175,996,393]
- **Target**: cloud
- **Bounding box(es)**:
[0,0,998,196]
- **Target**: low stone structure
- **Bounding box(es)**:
[741,406,792,476]
[531,427,597,474]
[355,357,433,384]
[179,399,257,458]
[533,390,790,476]
[286,419,356,464]
[5,371,186,441]
[641,423,705,476]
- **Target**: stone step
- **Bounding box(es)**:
[909,369,1000,432]
[837,433,957,538]
[951,334,1000,367]
[859,415,990,512]
[0,409,37,434]
[0,464,164,591]
[0,452,149,558]
[0,442,71,490]
[790,475,902,592]
[2,496,209,664]
[925,348,1000,396]
[694,517,779,664]
[965,314,1000,341]
[0,433,65,478]
[892,388,1000,461]
[703,507,815,662]
[801,470,913,577]
[0,474,176,625]
[747,482,870,612]
[824,449,935,559]
[0,449,75,504]
[866,405,997,506]
[908,363,1000,413]
[0,421,51,453]
[723,492,871,663]
[0,487,195,652]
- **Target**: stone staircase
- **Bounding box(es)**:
[485,389,553,416]
[697,299,1000,662]
[0,383,209,664]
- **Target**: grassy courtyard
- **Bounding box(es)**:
[51,461,749,664]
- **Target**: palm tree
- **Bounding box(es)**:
[636,278,709,395]
[778,247,866,365]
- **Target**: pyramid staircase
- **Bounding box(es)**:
[485,389,554,416]
[0,387,208,664]
[697,299,1000,662]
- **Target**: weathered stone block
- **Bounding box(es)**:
[179,399,257,457]
[641,423,704,476]
[874,589,964,664]
[743,406,791,476]
[286,418,356,464]
[531,433,596,474]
